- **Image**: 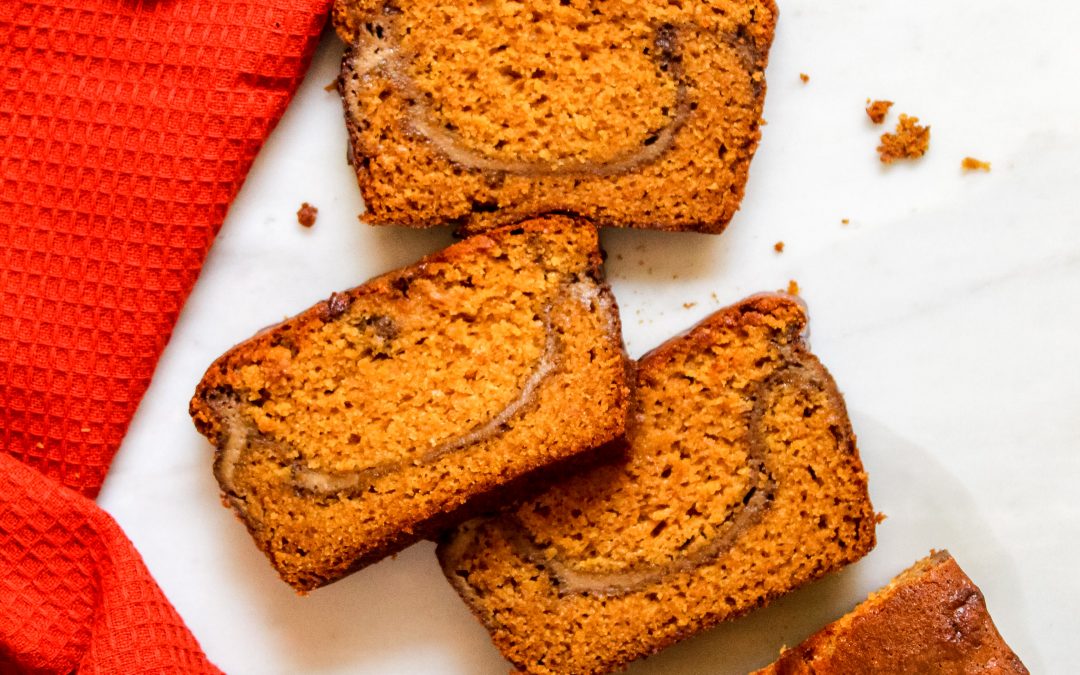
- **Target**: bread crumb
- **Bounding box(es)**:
[961,157,991,172]
[878,114,930,164]
[324,80,338,92]
[875,512,888,524]
[36,442,44,449]
[841,219,850,225]
[787,280,800,295]
[774,241,785,253]
[865,100,893,124]
[81,428,91,433]
[297,203,318,228]
[683,302,697,309]
[799,73,810,84]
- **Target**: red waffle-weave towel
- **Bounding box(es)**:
[1,452,221,673]
[1,0,330,670]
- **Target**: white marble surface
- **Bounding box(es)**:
[98,1,1080,672]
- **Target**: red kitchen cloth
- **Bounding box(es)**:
[1,452,220,673]
[1,0,331,670]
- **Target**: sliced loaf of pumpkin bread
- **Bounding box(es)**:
[438,295,876,673]
[334,0,777,234]
[190,215,630,591]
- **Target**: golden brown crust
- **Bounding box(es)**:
[437,294,876,674]
[190,215,631,591]
[755,551,1028,674]
[333,0,778,234]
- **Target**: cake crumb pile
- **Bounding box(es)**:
[296,202,318,227]
[878,114,931,163]
[865,99,893,124]
[438,295,876,674]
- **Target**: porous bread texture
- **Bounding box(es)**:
[333,0,777,233]
[189,215,630,592]
[437,294,876,675]
[755,551,1028,674]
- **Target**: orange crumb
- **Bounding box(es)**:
[799,73,810,84]
[787,280,800,295]
[841,219,850,225]
[865,100,893,124]
[875,512,889,524]
[962,157,992,172]
[774,241,785,253]
[878,114,930,164]
[297,203,318,227]
[683,302,697,309]
[324,80,338,92]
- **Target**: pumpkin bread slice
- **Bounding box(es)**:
[190,215,630,591]
[333,0,777,234]
[755,551,1027,674]
[437,294,876,674]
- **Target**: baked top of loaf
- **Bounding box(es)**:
[333,0,777,234]
[189,216,630,591]
[755,551,1028,674]
[437,294,876,674]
